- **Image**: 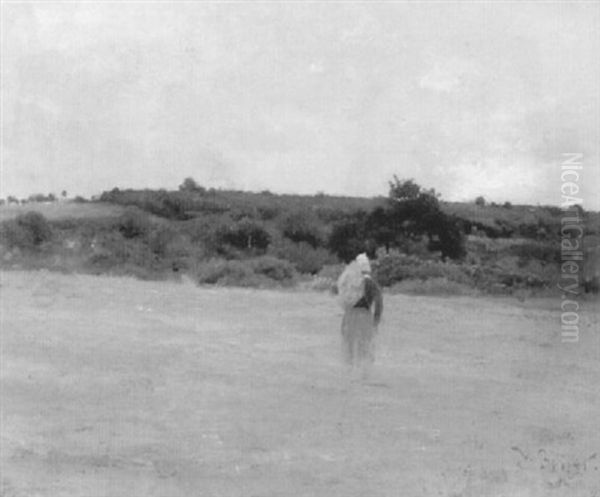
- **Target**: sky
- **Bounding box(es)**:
[2,1,599,208]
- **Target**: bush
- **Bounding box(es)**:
[216,218,271,253]
[249,256,296,282]
[196,259,257,286]
[269,239,337,274]
[196,256,296,287]
[117,208,151,239]
[373,252,473,287]
[280,211,323,248]
[1,211,53,250]
[147,223,177,257]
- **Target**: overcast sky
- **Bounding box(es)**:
[2,2,599,207]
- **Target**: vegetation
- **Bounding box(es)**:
[1,176,599,295]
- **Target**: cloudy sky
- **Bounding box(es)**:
[2,2,599,207]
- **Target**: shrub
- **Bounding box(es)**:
[1,211,53,250]
[249,256,296,282]
[147,223,177,257]
[373,252,473,287]
[117,208,151,239]
[269,239,337,274]
[280,211,323,248]
[196,259,256,285]
[196,256,296,287]
[510,242,560,264]
[216,218,271,253]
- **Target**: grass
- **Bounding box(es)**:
[0,202,125,222]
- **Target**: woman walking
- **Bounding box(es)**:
[337,253,383,377]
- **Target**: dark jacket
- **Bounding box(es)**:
[353,275,383,326]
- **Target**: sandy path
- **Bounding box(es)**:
[1,270,599,496]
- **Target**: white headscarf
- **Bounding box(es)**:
[355,253,371,273]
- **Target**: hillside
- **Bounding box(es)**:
[1,187,599,296]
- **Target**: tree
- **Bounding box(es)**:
[475,196,486,207]
[365,177,467,261]
[388,176,422,201]
[328,211,371,262]
[179,177,206,194]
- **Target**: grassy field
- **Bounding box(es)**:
[0,202,125,222]
[1,270,599,497]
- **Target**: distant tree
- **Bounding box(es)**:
[7,196,18,205]
[48,193,57,202]
[377,177,466,260]
[475,196,486,207]
[61,190,67,199]
[328,211,370,262]
[503,201,512,209]
[388,176,423,201]
[179,177,206,194]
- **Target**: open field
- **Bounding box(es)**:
[1,270,599,497]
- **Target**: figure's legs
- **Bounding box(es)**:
[356,312,376,379]
[341,311,354,368]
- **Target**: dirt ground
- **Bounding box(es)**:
[1,270,598,497]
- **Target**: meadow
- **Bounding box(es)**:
[1,270,598,496]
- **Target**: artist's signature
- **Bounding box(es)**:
[511,446,598,489]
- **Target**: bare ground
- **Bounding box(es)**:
[1,270,598,497]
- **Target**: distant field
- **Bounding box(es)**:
[1,270,598,496]
[0,202,125,222]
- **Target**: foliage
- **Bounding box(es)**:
[179,177,206,194]
[116,208,151,239]
[216,217,271,254]
[279,210,323,248]
[328,211,370,262]
[196,256,296,287]
[1,211,53,250]
[269,239,337,274]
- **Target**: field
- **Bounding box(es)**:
[0,203,124,222]
[1,270,599,497]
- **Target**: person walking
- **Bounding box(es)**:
[337,253,383,377]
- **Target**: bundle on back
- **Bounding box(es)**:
[336,261,365,309]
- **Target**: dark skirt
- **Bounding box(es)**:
[341,307,376,367]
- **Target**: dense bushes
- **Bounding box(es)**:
[269,239,337,274]
[196,256,296,287]
[373,253,472,287]
[215,218,271,254]
[280,210,323,248]
[1,211,53,250]
[117,208,151,239]
[3,178,592,295]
